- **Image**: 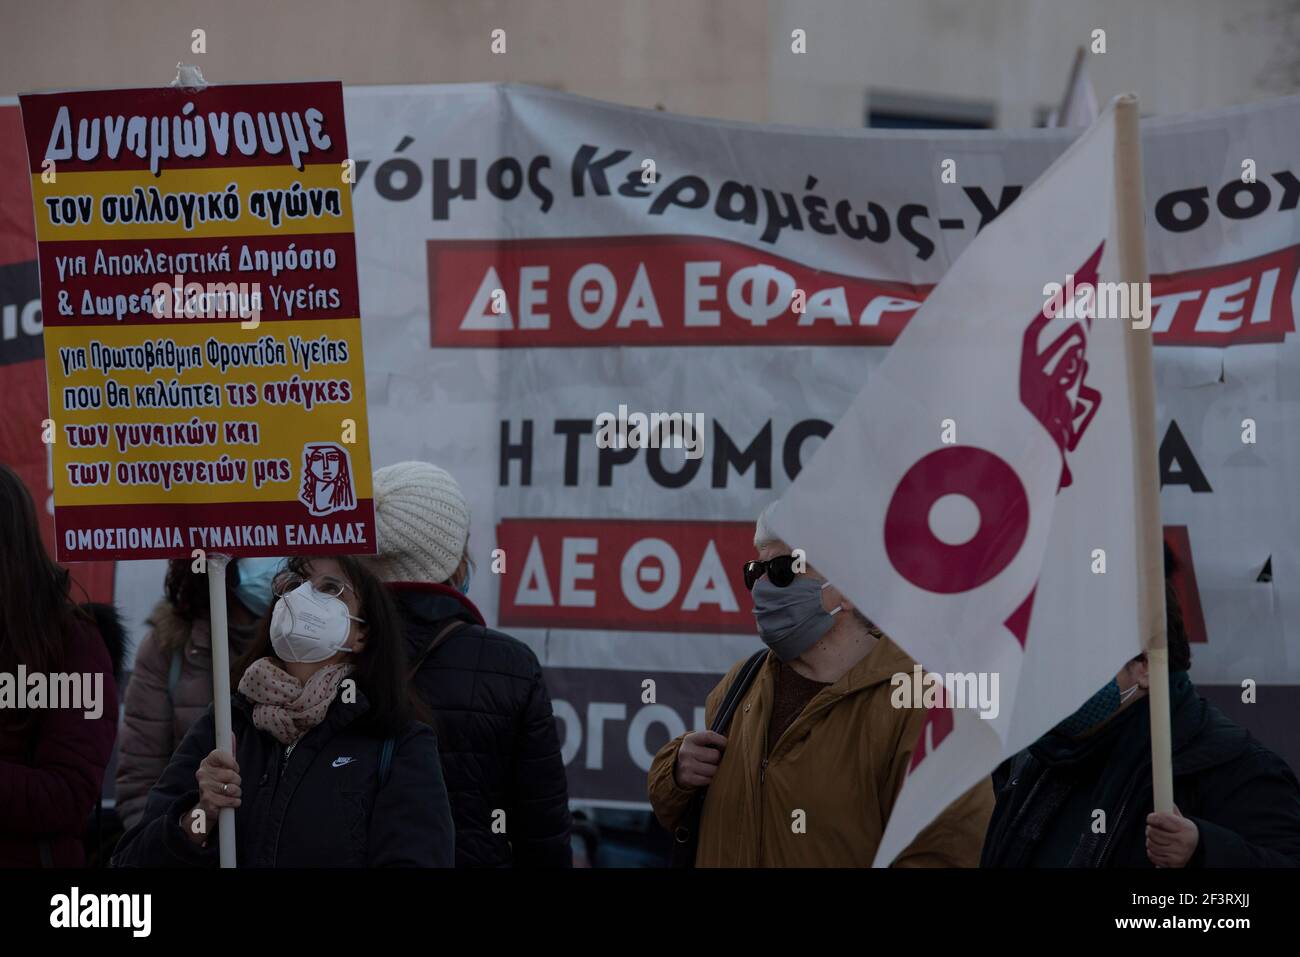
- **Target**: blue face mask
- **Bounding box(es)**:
[1055,679,1140,737]
[458,566,472,595]
[233,557,284,617]
[751,575,841,662]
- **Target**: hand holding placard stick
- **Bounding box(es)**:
[205,553,238,867]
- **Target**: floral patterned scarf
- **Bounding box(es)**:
[237,657,355,745]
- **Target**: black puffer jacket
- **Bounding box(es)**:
[982,671,1300,867]
[391,582,572,867]
[110,689,454,867]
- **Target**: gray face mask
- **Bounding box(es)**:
[751,575,842,662]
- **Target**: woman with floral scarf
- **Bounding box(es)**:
[113,555,454,867]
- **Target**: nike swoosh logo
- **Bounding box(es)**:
[332,757,355,768]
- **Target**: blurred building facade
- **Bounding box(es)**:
[2,0,1298,124]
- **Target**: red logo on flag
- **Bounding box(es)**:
[1020,243,1105,490]
[883,243,1108,602]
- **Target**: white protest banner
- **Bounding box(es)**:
[2,85,1297,807]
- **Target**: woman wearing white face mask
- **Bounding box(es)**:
[115,556,278,832]
[112,555,455,868]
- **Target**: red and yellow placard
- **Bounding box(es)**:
[20,82,374,561]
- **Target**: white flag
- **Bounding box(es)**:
[1050,47,1100,128]
[769,98,1150,866]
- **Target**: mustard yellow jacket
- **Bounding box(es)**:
[648,638,992,866]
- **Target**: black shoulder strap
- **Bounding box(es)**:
[710,649,768,735]
[378,736,396,787]
[667,649,768,869]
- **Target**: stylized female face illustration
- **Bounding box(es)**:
[308,448,343,481]
[1043,327,1087,398]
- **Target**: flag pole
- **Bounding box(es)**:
[1112,94,1173,814]
[206,553,238,867]
[1052,46,1088,126]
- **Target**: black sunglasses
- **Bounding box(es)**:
[742,554,799,591]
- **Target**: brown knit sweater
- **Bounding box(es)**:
[766,661,830,747]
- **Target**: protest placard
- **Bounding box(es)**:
[19,81,374,562]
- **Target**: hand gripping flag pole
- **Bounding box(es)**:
[1113,94,1174,815]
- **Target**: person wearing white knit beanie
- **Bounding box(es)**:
[370,461,473,588]
[369,460,574,867]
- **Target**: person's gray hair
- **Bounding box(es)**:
[754,501,783,549]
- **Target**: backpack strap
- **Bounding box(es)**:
[167,646,184,699]
[710,649,768,734]
[407,619,465,677]
[669,649,768,868]
[378,736,397,787]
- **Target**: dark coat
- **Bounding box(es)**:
[982,672,1300,867]
[83,603,128,686]
[110,687,455,868]
[0,604,123,867]
[391,582,572,867]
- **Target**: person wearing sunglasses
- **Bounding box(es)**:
[648,503,993,867]
[112,554,455,867]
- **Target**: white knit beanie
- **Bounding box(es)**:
[371,461,470,584]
